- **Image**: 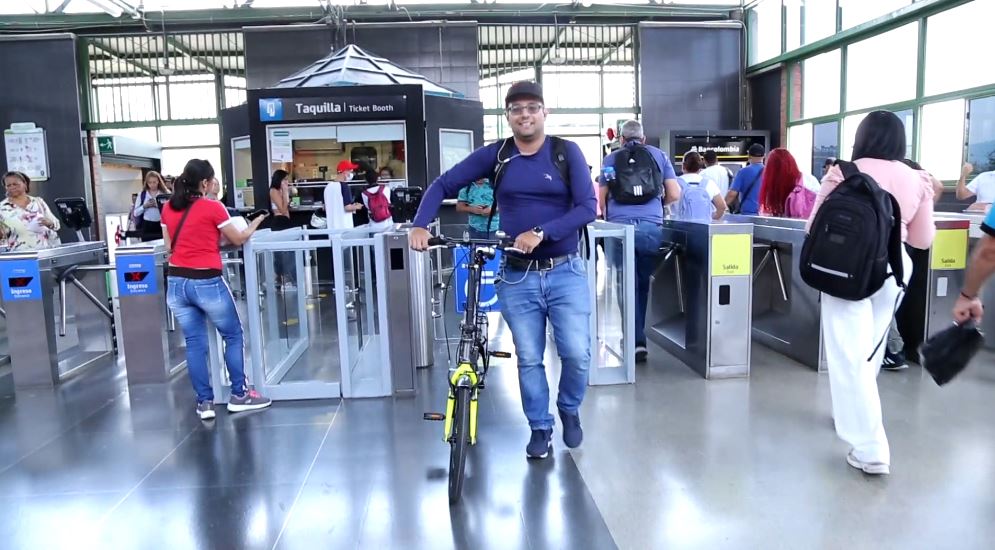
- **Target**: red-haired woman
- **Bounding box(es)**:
[758,148,820,218]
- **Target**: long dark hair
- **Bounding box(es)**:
[169,159,214,211]
[852,111,906,162]
[270,169,289,190]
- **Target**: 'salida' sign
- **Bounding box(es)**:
[258,96,407,122]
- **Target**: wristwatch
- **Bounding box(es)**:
[531,226,544,241]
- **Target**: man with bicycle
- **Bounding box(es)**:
[410,81,597,459]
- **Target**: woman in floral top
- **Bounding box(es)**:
[0,171,61,251]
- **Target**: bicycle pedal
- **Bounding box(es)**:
[489,351,512,359]
[423,412,445,421]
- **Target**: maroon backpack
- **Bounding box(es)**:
[363,185,392,222]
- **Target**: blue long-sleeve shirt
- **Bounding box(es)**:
[413,136,597,259]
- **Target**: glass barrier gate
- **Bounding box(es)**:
[237,227,391,400]
[586,222,636,385]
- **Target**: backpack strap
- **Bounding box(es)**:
[484,137,515,234]
[550,136,570,185]
[836,159,860,180]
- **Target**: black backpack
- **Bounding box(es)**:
[609,144,662,204]
[800,160,904,301]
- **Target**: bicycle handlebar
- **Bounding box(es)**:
[427,235,519,252]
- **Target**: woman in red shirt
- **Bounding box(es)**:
[161,159,271,420]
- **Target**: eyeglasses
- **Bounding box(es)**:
[506,103,543,116]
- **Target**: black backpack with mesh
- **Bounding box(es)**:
[800,160,904,301]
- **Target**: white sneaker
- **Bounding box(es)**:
[846,450,890,475]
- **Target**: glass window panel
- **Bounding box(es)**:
[749,0,784,64]
[920,99,966,181]
[802,49,841,118]
[924,1,995,96]
[160,146,222,179]
[845,23,918,111]
[812,120,840,179]
[160,124,220,147]
[785,0,802,52]
[839,0,911,30]
[165,80,218,119]
[788,123,814,176]
[803,0,838,45]
[484,115,502,143]
[841,112,868,161]
[541,71,601,108]
[602,70,636,108]
[440,130,474,173]
[544,113,601,136]
[891,108,914,160]
[967,95,995,174]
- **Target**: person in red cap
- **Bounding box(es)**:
[323,160,364,229]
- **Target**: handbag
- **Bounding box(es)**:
[919,320,985,386]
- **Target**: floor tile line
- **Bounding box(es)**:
[96,425,200,527]
[0,390,127,477]
[270,399,342,550]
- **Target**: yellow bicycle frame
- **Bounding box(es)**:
[443,362,480,445]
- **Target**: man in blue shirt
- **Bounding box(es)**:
[953,207,995,323]
[456,178,498,238]
[410,81,597,459]
[724,143,766,215]
[599,119,681,363]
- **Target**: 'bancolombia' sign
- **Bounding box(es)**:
[259,96,407,122]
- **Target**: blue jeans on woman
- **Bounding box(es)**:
[496,255,591,430]
[167,276,247,403]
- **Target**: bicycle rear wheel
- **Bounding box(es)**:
[448,385,471,504]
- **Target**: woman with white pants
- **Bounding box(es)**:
[810,111,936,475]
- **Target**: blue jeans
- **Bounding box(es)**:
[167,276,247,402]
[497,256,591,430]
[467,227,493,240]
[611,220,664,346]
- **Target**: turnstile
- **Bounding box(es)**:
[896,218,972,359]
[379,228,434,395]
[0,242,114,388]
[935,212,995,349]
[115,242,186,384]
[647,219,754,379]
[727,215,826,372]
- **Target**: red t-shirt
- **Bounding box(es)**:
[161,199,232,270]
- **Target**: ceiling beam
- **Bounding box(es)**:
[52,0,74,14]
[89,40,158,76]
[165,36,222,72]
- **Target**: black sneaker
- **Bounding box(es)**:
[526,429,552,459]
[635,344,648,363]
[881,350,908,371]
[196,401,216,420]
[558,409,583,448]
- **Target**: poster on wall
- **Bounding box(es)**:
[270,130,293,163]
[4,123,49,181]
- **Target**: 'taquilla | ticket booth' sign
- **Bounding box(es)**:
[259,96,407,122]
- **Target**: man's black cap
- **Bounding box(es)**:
[505,81,544,106]
[748,143,766,158]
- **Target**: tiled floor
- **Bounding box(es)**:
[1,317,994,549]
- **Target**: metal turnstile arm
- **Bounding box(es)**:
[753,244,789,302]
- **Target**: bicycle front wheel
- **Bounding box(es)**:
[448,385,471,504]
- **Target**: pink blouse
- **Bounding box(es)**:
[807,158,936,250]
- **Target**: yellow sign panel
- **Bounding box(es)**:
[931,229,968,270]
[711,233,752,276]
